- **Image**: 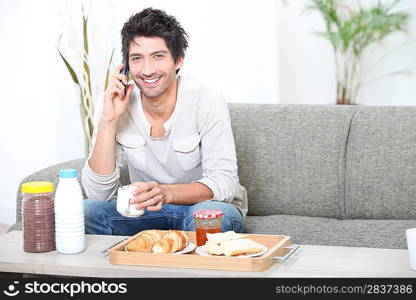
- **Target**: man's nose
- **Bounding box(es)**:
[142,59,156,76]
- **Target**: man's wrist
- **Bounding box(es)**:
[99,117,118,130]
[162,184,175,204]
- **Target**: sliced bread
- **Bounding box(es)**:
[220,238,265,256]
[206,231,243,244]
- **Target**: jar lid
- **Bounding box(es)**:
[22,182,54,194]
[193,209,224,219]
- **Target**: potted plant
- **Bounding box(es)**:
[57,6,114,155]
[306,0,410,105]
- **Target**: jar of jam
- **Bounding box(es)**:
[193,209,223,246]
[21,182,55,253]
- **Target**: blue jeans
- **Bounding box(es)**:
[84,197,245,236]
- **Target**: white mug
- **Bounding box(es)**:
[406,228,416,271]
[116,185,145,217]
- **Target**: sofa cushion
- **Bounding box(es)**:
[228,104,357,219]
[245,214,416,249]
[345,107,416,220]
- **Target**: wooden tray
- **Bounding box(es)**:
[108,231,291,272]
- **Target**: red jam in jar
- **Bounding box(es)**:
[193,209,223,246]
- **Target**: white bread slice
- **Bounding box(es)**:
[206,231,243,244]
[220,238,265,256]
[205,240,224,255]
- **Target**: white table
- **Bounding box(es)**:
[0,231,414,278]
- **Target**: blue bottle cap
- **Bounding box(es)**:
[59,169,78,178]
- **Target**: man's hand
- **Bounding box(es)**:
[102,64,134,122]
[130,181,173,212]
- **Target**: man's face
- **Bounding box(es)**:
[128,36,183,99]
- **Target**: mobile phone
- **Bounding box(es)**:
[120,59,129,94]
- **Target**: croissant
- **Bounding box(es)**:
[140,229,165,242]
[126,230,189,254]
[125,233,153,252]
[125,230,165,252]
[151,230,188,254]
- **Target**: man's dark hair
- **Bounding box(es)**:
[121,8,189,65]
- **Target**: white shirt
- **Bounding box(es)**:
[81,76,248,216]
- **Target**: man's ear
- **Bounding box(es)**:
[175,57,184,71]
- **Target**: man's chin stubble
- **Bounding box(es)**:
[140,88,164,99]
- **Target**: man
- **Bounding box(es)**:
[82,8,247,236]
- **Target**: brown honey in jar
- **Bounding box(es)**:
[193,209,223,246]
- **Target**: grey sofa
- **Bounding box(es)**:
[9,104,416,249]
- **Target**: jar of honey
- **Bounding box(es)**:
[193,209,223,246]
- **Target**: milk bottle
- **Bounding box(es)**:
[54,169,85,254]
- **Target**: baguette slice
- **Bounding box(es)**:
[206,231,243,245]
[220,238,265,257]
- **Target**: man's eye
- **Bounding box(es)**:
[131,57,141,61]
[155,54,164,59]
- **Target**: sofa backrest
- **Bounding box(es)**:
[228,104,358,219]
[13,104,416,233]
[345,107,416,220]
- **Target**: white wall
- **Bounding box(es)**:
[278,0,416,105]
[0,0,59,228]
[0,0,415,228]
[277,0,336,104]
[0,0,279,228]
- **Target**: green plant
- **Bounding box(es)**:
[306,0,410,104]
[57,6,114,155]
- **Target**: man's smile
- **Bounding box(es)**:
[140,76,163,88]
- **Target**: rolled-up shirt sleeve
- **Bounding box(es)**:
[81,96,123,201]
[82,159,121,201]
[193,87,239,203]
